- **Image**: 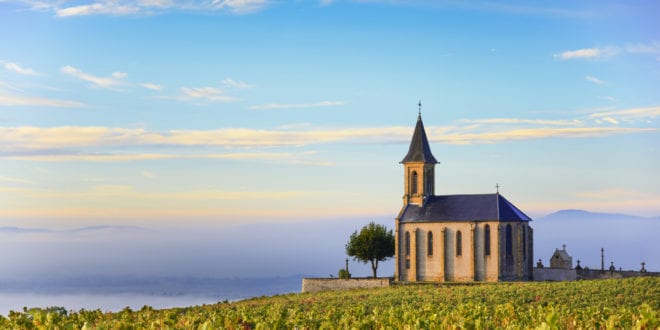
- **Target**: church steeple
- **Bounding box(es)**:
[400,112,438,164]
[401,106,438,206]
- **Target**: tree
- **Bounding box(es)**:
[345,222,395,278]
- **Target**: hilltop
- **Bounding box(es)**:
[3,277,658,329]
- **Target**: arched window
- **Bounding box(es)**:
[484,225,491,256]
[456,231,462,256]
[505,224,513,257]
[411,171,418,195]
[427,231,433,256]
[405,231,410,256]
[522,226,526,259]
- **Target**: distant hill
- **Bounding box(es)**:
[533,210,659,272]
[538,209,660,222]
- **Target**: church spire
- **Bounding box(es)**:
[400,111,438,164]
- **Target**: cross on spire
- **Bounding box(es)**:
[418,100,422,116]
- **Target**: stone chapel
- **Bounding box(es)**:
[394,111,534,282]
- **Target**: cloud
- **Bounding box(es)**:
[434,127,656,144]
[554,48,605,60]
[30,0,269,17]
[210,0,268,14]
[221,78,253,89]
[141,83,163,91]
[248,100,346,110]
[556,42,660,61]
[599,117,619,125]
[57,2,141,16]
[0,176,35,185]
[625,41,660,55]
[0,92,85,108]
[585,75,605,85]
[459,118,583,126]
[4,149,331,165]
[61,65,127,89]
[588,106,660,122]
[179,86,240,103]
[138,0,173,8]
[4,62,38,76]
[1,115,657,159]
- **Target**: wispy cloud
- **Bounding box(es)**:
[554,48,609,60]
[6,152,321,163]
[221,77,253,89]
[140,83,163,91]
[588,106,660,123]
[585,75,605,85]
[555,42,660,61]
[56,2,141,16]
[0,176,35,185]
[24,0,269,17]
[1,114,657,159]
[208,0,268,14]
[248,100,346,110]
[179,86,240,103]
[61,65,127,89]
[459,118,583,126]
[625,41,660,56]
[434,127,655,144]
[0,92,85,108]
[3,62,38,76]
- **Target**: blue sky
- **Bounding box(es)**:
[1,0,659,228]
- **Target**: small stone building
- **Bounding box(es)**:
[550,245,572,269]
[394,113,533,282]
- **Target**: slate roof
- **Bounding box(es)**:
[399,193,532,222]
[552,249,571,261]
[400,114,438,164]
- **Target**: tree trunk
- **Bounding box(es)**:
[371,259,378,278]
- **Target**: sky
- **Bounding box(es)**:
[1,0,660,231]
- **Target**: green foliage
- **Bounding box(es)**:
[338,269,350,279]
[345,221,395,278]
[0,277,658,329]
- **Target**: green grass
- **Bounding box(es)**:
[3,277,659,329]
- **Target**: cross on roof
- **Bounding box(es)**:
[495,183,500,193]
[418,100,422,116]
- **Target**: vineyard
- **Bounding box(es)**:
[2,277,658,329]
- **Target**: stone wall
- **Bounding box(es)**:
[301,278,392,293]
[577,269,660,280]
[533,268,577,281]
[533,268,660,281]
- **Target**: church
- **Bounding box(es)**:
[394,111,534,282]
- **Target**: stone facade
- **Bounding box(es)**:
[301,278,391,293]
[396,221,533,282]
